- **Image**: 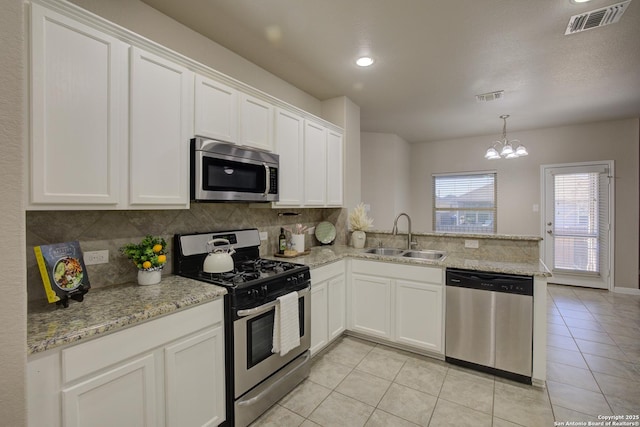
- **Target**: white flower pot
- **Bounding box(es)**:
[351,230,366,249]
[291,234,305,253]
[137,268,162,285]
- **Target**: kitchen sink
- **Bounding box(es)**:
[401,250,446,261]
[362,248,446,262]
[363,247,405,256]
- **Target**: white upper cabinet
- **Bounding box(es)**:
[274,108,304,206]
[303,120,327,206]
[30,4,127,206]
[28,3,344,210]
[301,120,344,207]
[194,74,238,143]
[129,47,193,207]
[326,130,344,207]
[239,93,274,152]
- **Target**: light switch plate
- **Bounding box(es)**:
[259,232,268,241]
[85,250,109,265]
[465,240,479,249]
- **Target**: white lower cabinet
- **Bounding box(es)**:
[351,274,392,339]
[349,260,444,354]
[395,279,443,353]
[62,354,157,427]
[310,261,346,356]
[28,300,225,427]
[164,328,225,427]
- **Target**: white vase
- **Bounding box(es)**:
[291,234,305,253]
[137,268,162,285]
[351,230,366,249]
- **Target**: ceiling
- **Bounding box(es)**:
[141,0,640,143]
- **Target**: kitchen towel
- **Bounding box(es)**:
[272,291,300,356]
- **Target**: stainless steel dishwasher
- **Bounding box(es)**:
[445,268,533,384]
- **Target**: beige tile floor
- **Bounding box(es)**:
[251,284,640,426]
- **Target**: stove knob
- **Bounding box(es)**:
[248,289,259,299]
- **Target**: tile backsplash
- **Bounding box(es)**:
[26,204,347,302]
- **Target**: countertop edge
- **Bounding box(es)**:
[27,278,226,355]
[274,246,552,277]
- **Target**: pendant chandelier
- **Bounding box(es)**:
[484,115,528,160]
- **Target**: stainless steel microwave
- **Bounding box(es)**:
[191,138,279,202]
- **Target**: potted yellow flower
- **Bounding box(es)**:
[120,235,167,285]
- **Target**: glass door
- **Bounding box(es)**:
[542,162,613,289]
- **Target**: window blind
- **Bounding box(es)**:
[552,170,609,276]
[432,172,496,234]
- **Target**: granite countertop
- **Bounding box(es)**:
[27,275,226,355]
[28,245,549,356]
[266,245,551,277]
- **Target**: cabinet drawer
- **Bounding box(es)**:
[351,260,442,284]
[62,299,222,383]
[311,261,344,284]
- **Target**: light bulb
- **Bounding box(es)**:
[500,143,514,156]
[515,145,528,156]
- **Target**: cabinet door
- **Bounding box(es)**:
[350,274,392,339]
[395,280,443,353]
[194,74,238,142]
[30,4,127,206]
[130,47,193,207]
[326,130,343,207]
[165,327,226,427]
[310,281,328,356]
[328,275,346,341]
[303,121,327,206]
[62,354,157,427]
[239,93,273,151]
[274,109,304,206]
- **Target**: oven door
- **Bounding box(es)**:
[233,286,310,398]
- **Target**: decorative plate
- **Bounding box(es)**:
[315,221,336,245]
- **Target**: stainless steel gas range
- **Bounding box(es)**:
[174,229,310,427]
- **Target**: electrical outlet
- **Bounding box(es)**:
[464,240,479,249]
[84,250,109,265]
[259,231,268,241]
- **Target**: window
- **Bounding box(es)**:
[433,172,497,234]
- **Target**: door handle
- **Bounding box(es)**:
[263,163,270,197]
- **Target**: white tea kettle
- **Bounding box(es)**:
[203,238,236,273]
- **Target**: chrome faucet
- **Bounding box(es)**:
[392,212,414,250]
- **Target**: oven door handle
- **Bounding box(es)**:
[262,163,270,197]
[236,285,310,318]
[236,351,310,408]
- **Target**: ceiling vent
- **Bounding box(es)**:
[476,90,504,102]
[565,0,631,35]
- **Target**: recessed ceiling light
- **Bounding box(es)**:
[356,56,374,67]
[570,0,592,3]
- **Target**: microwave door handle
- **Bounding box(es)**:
[262,163,270,197]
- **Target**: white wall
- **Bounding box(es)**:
[0,0,26,423]
[408,118,639,289]
[361,132,411,230]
